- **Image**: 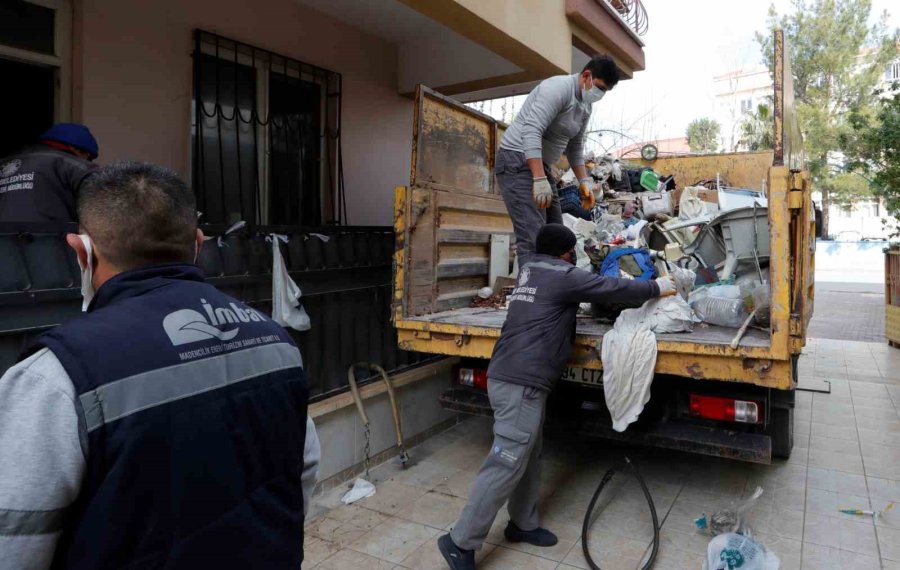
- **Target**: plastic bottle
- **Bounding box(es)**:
[690,295,748,328]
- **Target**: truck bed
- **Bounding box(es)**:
[407,307,770,348]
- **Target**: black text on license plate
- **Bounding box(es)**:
[561,367,603,386]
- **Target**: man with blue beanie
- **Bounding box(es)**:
[0,123,99,223]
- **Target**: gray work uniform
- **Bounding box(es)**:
[450,256,659,550]
[496,74,592,266]
[0,146,97,223]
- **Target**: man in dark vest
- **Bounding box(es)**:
[0,123,100,223]
[0,161,318,569]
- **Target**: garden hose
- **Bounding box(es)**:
[581,457,660,570]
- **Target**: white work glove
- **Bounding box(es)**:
[578,178,596,209]
[533,177,553,209]
[656,276,676,297]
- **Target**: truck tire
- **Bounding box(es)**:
[769,357,796,459]
[768,406,794,459]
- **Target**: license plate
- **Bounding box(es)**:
[561,367,603,386]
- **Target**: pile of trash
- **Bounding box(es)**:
[556,158,771,332]
[695,487,781,570]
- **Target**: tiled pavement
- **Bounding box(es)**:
[807,282,885,343]
[304,338,900,569]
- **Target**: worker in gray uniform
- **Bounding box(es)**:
[438,224,675,570]
[496,55,618,267]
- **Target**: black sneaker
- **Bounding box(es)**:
[503,521,559,547]
[438,533,476,570]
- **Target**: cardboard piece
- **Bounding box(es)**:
[673,186,719,207]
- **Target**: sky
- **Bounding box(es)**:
[473,0,900,155]
[589,0,900,153]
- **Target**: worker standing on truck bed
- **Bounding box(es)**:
[0,161,319,570]
[0,123,99,223]
[439,224,674,569]
[496,55,618,267]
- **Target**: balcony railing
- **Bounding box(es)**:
[606,0,648,36]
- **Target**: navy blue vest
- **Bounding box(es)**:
[30,264,308,569]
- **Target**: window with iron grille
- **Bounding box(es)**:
[191,30,346,227]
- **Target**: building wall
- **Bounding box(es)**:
[401,0,571,77]
[76,0,413,226]
[827,201,891,240]
[713,69,772,152]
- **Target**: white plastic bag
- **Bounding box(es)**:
[670,266,696,301]
[703,533,780,570]
[341,478,376,505]
[271,235,312,332]
[680,186,708,220]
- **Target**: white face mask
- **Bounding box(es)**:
[582,75,606,105]
[76,233,95,312]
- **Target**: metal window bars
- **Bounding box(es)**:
[191,30,347,227]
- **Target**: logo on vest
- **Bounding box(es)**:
[163,299,263,346]
[518,267,530,286]
[1,160,21,177]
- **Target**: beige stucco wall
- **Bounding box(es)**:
[456,0,570,71]
[76,0,412,226]
[400,0,571,78]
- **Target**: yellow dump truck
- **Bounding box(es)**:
[392,31,814,463]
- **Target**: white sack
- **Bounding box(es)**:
[601,297,694,431]
[271,235,311,332]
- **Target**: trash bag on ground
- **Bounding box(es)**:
[696,486,764,537]
[703,533,780,570]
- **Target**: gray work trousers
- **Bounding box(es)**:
[450,379,547,551]
[495,149,562,268]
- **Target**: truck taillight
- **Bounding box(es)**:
[458,367,488,391]
[689,394,762,424]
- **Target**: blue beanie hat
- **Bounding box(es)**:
[40,123,99,159]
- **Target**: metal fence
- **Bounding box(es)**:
[0,223,428,402]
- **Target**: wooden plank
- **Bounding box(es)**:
[438,229,492,244]
[438,243,489,262]
[438,275,488,298]
[414,92,494,194]
[440,209,513,233]
[435,295,478,313]
[407,188,437,316]
[436,259,489,279]
[438,189,508,213]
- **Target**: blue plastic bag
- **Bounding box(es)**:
[599,247,656,281]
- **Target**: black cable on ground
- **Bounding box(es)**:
[581,457,660,570]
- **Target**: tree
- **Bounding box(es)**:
[686,118,721,153]
[738,99,775,151]
[756,0,898,238]
[841,85,900,236]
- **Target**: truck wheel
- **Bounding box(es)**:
[768,405,794,459]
